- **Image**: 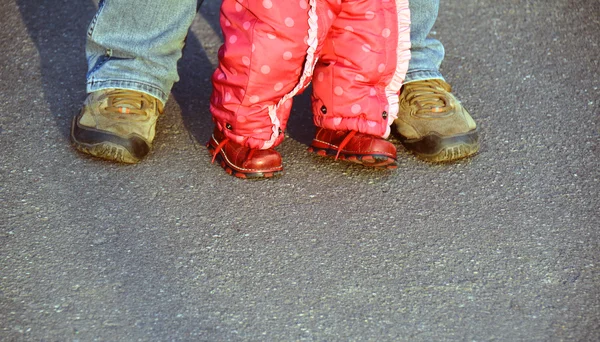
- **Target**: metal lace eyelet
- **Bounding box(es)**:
[382,111,388,119]
[320,105,327,114]
[226,123,232,130]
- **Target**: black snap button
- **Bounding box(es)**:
[382,111,388,119]
[320,105,327,114]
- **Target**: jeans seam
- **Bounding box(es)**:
[87,0,107,38]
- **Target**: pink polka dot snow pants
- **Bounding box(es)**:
[210,0,411,150]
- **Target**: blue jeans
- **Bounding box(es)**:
[85,0,444,104]
[406,0,445,83]
[85,0,199,104]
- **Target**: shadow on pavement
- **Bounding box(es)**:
[15,0,96,139]
[172,0,221,146]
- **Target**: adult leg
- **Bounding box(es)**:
[404,0,444,83]
[71,0,199,163]
[86,0,199,104]
[394,0,479,162]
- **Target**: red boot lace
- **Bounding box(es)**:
[211,136,256,165]
[211,137,230,164]
[335,130,357,160]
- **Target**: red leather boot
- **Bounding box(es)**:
[308,128,397,169]
[207,129,283,179]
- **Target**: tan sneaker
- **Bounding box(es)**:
[70,89,163,163]
[393,79,479,162]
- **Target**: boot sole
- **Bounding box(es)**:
[398,129,479,163]
[307,146,398,170]
[206,144,284,179]
[70,116,149,164]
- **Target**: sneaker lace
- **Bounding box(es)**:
[335,130,357,160]
[404,80,452,115]
[105,89,154,116]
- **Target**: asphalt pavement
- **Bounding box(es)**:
[1,0,599,341]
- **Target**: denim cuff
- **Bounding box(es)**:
[404,69,445,84]
[86,79,169,105]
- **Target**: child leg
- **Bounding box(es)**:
[208,0,318,177]
[308,0,411,168]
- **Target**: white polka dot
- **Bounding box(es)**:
[235,136,245,143]
[225,19,231,27]
[284,100,292,109]
[370,88,377,96]
[351,104,361,114]
[355,74,365,82]
[317,72,324,82]
[362,44,371,52]
[283,51,293,60]
[382,28,391,38]
[224,92,232,102]
[285,18,295,27]
[237,115,247,123]
[345,26,354,32]
[343,59,352,66]
[261,65,271,74]
[243,21,251,30]
[365,11,375,20]
[299,0,308,9]
[327,10,334,19]
[367,120,377,127]
[254,128,264,134]
[252,44,256,52]
[333,117,342,125]
[262,0,273,9]
[229,35,238,44]
[242,56,251,66]
[334,86,344,96]
[378,63,386,73]
[235,3,243,12]
[217,72,225,80]
[249,95,260,104]
[267,33,276,40]
[274,82,283,91]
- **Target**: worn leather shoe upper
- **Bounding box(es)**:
[393,79,479,162]
[71,89,163,163]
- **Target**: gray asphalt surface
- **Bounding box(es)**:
[1,0,599,341]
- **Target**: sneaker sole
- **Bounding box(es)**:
[70,116,150,164]
[206,143,284,179]
[399,129,479,162]
[307,146,398,170]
